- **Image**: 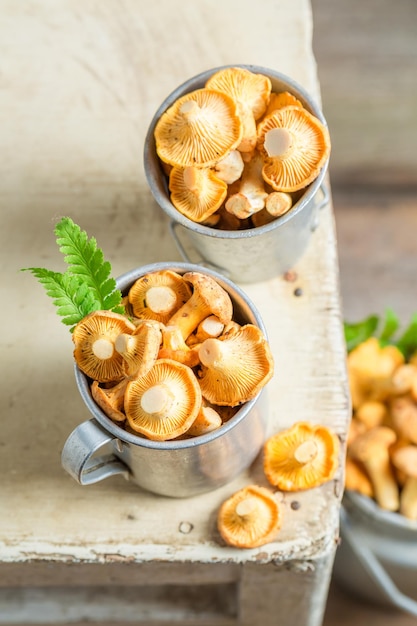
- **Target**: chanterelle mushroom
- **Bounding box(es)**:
[257,105,330,192]
[168,166,227,223]
[128,270,192,325]
[91,378,128,423]
[197,324,274,406]
[124,359,202,441]
[206,67,272,153]
[349,426,399,511]
[154,88,242,168]
[167,272,233,341]
[225,153,268,219]
[115,319,162,378]
[263,421,339,491]
[391,445,417,520]
[217,485,281,548]
[72,311,136,383]
[212,150,244,185]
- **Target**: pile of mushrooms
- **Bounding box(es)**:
[346,336,417,520]
[154,67,331,230]
[72,269,274,442]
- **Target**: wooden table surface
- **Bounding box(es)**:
[0,1,349,623]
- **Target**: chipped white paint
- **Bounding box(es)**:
[0,0,349,623]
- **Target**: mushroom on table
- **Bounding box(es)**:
[217,485,281,548]
[263,421,339,491]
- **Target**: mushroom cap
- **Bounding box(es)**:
[390,396,417,444]
[263,421,340,491]
[128,270,192,325]
[115,319,162,378]
[197,324,274,406]
[154,88,242,168]
[124,359,202,441]
[391,445,417,479]
[264,91,304,117]
[165,272,233,342]
[349,425,397,463]
[72,311,136,383]
[91,378,127,423]
[206,67,271,153]
[168,166,227,223]
[257,106,331,192]
[217,485,281,548]
[206,67,272,121]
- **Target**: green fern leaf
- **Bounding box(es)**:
[23,268,100,327]
[54,217,123,311]
[22,217,124,331]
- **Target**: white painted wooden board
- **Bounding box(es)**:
[0,1,349,624]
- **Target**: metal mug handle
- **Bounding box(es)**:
[61,419,130,485]
[169,221,231,277]
[340,506,417,617]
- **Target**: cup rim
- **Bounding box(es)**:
[143,63,329,239]
[74,261,268,450]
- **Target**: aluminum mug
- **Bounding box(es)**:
[144,64,330,283]
[333,490,417,617]
[61,262,270,498]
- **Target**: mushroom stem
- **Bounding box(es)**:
[400,478,417,520]
[294,440,318,464]
[146,286,177,314]
[92,337,115,360]
[167,272,233,341]
[363,453,400,511]
[265,191,292,217]
[225,154,268,219]
[140,384,175,417]
[264,127,293,157]
[179,99,201,119]
[198,337,224,368]
[235,496,259,518]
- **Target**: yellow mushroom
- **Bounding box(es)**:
[186,401,223,437]
[390,395,417,444]
[225,154,268,219]
[128,270,192,325]
[349,426,399,511]
[167,272,233,341]
[257,105,330,193]
[264,91,304,117]
[114,319,162,379]
[263,421,339,491]
[345,456,374,498]
[168,166,228,223]
[206,67,272,153]
[355,400,388,430]
[211,150,245,185]
[391,445,417,520]
[72,311,136,383]
[91,378,128,423]
[265,191,293,217]
[158,324,200,368]
[124,359,202,441]
[154,88,242,168]
[217,485,281,548]
[197,324,274,406]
